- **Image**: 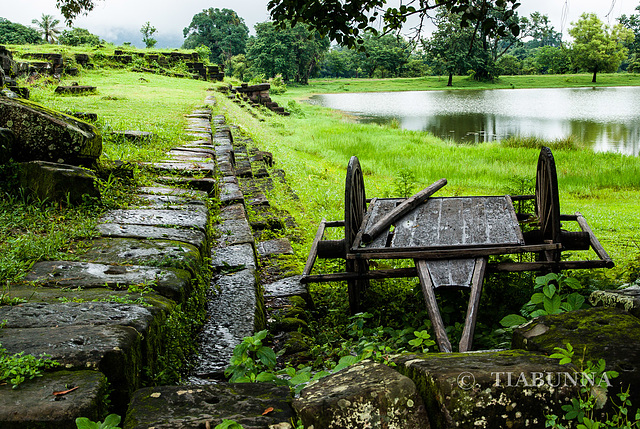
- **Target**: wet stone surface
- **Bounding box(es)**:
[211,243,256,272]
[138,186,208,198]
[135,194,206,208]
[257,238,293,257]
[97,223,207,254]
[0,370,108,429]
[263,275,309,299]
[0,301,154,333]
[24,261,191,302]
[82,238,202,273]
[101,208,208,233]
[190,269,258,379]
[124,383,294,429]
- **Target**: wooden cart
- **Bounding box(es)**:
[301,147,614,353]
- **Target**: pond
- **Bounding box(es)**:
[309,86,640,156]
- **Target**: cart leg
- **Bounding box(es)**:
[415,259,452,353]
[459,257,488,352]
[347,259,370,314]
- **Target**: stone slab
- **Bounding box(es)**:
[24,261,192,302]
[191,269,258,378]
[101,208,208,233]
[0,324,142,411]
[263,275,309,299]
[124,383,294,429]
[170,147,215,156]
[138,186,208,199]
[590,285,640,319]
[295,360,430,429]
[221,203,246,221]
[135,194,206,208]
[257,238,293,257]
[394,350,579,429]
[513,307,640,407]
[18,160,100,204]
[0,96,101,166]
[219,181,244,205]
[219,219,254,247]
[142,161,216,176]
[0,301,154,333]
[98,223,207,254]
[211,243,256,271]
[0,370,108,429]
[82,238,202,273]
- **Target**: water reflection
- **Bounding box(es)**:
[309,87,640,156]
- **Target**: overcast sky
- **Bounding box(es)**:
[2,0,639,48]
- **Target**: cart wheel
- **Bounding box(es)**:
[535,147,561,262]
[344,156,370,313]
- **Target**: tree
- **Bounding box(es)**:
[530,46,571,74]
[618,5,640,72]
[423,11,476,86]
[32,14,62,44]
[51,0,526,52]
[0,18,43,44]
[568,13,634,83]
[182,8,248,65]
[59,27,102,46]
[140,21,157,49]
[356,34,410,78]
[267,0,522,49]
[246,22,329,84]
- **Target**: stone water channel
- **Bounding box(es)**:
[2,89,640,429]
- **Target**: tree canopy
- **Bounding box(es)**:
[182,8,249,65]
[569,13,634,82]
[32,14,62,44]
[246,21,329,84]
[0,18,43,45]
[267,0,522,49]
[59,27,102,46]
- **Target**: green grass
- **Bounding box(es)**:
[282,73,640,98]
[217,82,640,276]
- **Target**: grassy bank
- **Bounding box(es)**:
[282,73,640,98]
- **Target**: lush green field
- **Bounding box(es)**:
[219,77,640,278]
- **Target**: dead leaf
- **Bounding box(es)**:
[262,407,274,415]
[53,386,79,396]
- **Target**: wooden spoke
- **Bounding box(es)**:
[344,156,370,313]
[535,147,561,262]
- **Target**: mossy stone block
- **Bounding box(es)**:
[0,96,101,166]
[394,350,579,429]
[0,370,108,429]
[512,307,640,407]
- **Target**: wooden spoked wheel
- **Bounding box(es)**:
[535,147,561,262]
[344,156,370,313]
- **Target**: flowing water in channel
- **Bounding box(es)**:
[309,86,640,156]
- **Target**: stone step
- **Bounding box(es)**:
[0,370,109,429]
[98,223,207,256]
[124,383,294,429]
[24,260,191,303]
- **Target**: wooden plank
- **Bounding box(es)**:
[489,259,611,272]
[301,267,418,283]
[575,212,614,267]
[350,198,377,251]
[303,219,326,276]
[325,220,345,228]
[390,201,424,247]
[415,260,452,353]
[505,195,525,243]
[362,179,447,243]
[348,243,561,260]
[364,199,399,249]
[425,258,475,288]
[459,257,488,352]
